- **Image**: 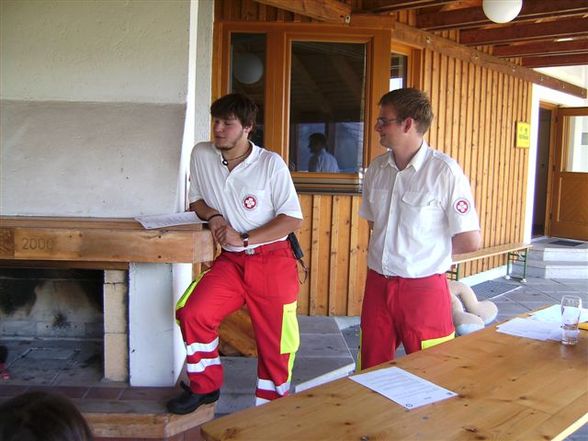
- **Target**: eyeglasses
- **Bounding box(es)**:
[375,117,404,127]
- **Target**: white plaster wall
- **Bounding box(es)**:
[171,0,215,383]
[1,100,185,216]
[0,0,191,217]
[1,0,189,103]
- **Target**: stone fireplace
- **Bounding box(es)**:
[0,267,130,382]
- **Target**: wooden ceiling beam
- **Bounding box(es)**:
[350,13,586,98]
[253,0,351,23]
[362,0,455,13]
[460,17,588,46]
[521,53,588,68]
[417,0,588,30]
[493,39,588,57]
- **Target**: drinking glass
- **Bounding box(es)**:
[561,295,582,346]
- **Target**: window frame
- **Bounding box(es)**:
[215,21,416,193]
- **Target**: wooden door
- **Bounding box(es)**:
[548,107,588,240]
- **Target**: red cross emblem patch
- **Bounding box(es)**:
[243,195,257,210]
[454,198,470,215]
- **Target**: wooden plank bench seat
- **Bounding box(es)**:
[448,242,532,282]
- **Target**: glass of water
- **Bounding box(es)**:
[561,295,582,345]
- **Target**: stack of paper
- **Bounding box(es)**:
[528,304,588,323]
[496,317,561,341]
[496,303,588,341]
[135,212,204,229]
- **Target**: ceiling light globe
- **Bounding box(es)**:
[482,0,522,24]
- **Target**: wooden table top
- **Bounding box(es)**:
[201,322,588,441]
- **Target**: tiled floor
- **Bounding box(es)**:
[1,254,586,440]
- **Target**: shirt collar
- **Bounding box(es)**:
[409,141,429,171]
[215,140,259,165]
[381,140,429,171]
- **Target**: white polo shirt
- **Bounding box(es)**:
[360,142,480,278]
[188,141,303,252]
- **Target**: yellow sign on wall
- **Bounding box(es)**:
[516,121,530,148]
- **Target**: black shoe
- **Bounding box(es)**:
[166,381,220,415]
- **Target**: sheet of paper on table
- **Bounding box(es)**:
[529,304,588,323]
[135,212,205,229]
[350,366,457,410]
[496,317,561,341]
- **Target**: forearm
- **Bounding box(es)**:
[246,214,303,246]
[189,200,221,222]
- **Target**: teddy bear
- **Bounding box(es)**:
[448,280,498,336]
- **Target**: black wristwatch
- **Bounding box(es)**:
[240,232,249,248]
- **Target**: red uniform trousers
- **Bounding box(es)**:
[175,240,300,404]
[359,270,454,370]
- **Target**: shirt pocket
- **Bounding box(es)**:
[237,187,271,220]
[399,191,444,232]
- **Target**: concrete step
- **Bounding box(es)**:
[529,246,588,263]
[513,259,588,279]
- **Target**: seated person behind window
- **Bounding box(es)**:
[308,133,340,173]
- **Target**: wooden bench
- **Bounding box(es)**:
[448,242,532,282]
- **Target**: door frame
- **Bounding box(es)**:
[541,101,558,236]
[547,106,588,240]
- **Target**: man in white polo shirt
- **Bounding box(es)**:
[167,93,303,414]
[359,88,481,370]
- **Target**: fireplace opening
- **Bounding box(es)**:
[0,268,107,385]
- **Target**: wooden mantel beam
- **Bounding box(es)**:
[350,13,587,99]
[253,0,351,23]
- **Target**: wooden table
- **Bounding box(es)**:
[202,321,588,441]
[0,216,213,268]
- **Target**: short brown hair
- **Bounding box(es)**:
[0,391,94,441]
[378,88,434,134]
[210,93,258,133]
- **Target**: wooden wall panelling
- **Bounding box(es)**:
[480,66,493,273]
[420,49,531,278]
[462,59,474,276]
[512,76,520,243]
[347,196,368,316]
[505,76,516,245]
[309,195,333,315]
[241,0,259,21]
[298,194,368,317]
[437,54,448,151]
[487,70,500,270]
[328,196,351,316]
[468,65,488,273]
[297,194,313,315]
[496,73,507,254]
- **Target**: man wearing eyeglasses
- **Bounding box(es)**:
[358,88,481,369]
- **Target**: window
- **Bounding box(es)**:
[390,53,407,91]
[230,33,266,147]
[288,42,366,175]
[218,24,407,193]
[563,115,588,173]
